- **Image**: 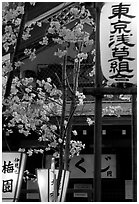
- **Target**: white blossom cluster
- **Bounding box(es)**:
[3,77,62,135]
[76,91,86,105]
[47,6,94,61]
[70,140,85,157]
[48,21,93,46]
[39,36,48,46]
[86,117,94,126]
[24,48,36,61]
[2,2,24,52]
[3,76,85,158]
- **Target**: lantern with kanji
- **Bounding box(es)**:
[37,158,70,202]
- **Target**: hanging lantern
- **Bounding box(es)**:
[2,152,27,202]
[37,158,70,202]
[100,2,137,84]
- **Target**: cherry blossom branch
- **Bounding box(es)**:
[64,42,83,170]
[4,3,29,100]
[20,81,62,107]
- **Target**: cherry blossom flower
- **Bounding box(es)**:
[76,91,86,105]
[64,120,68,127]
[39,36,48,45]
[27,149,33,156]
[22,27,33,40]
[77,53,88,62]
[37,21,42,27]
[87,117,94,126]
[70,140,85,158]
[18,148,26,152]
[58,138,63,143]
[15,61,24,68]
[89,68,95,77]
[72,130,78,136]
[47,78,51,83]
[24,48,36,61]
[34,149,44,154]
[54,49,67,58]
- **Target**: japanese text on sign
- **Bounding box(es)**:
[2,158,20,194]
[2,152,26,202]
[100,2,137,84]
[69,154,116,178]
[108,3,135,82]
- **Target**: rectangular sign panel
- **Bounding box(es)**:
[2,152,26,201]
[69,154,116,178]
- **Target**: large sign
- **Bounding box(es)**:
[69,154,116,178]
[100,2,137,84]
[2,152,26,202]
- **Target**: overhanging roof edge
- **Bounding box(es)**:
[26,2,76,26]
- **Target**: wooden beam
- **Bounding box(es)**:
[83,87,137,96]
[93,2,103,201]
[131,95,137,201]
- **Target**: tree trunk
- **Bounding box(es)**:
[64,57,81,170]
[57,54,67,194]
[64,42,83,170]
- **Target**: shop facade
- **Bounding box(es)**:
[2,2,136,202]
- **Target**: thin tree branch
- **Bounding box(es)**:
[63,105,77,137]
[54,72,62,87]
[66,76,74,95]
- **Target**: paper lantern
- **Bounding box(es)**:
[37,158,70,202]
[100,2,137,84]
[37,169,70,202]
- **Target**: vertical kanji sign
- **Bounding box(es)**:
[100,2,137,84]
[2,152,26,202]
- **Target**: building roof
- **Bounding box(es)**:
[18,2,79,55]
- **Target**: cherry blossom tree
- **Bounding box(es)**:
[2,2,95,191]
